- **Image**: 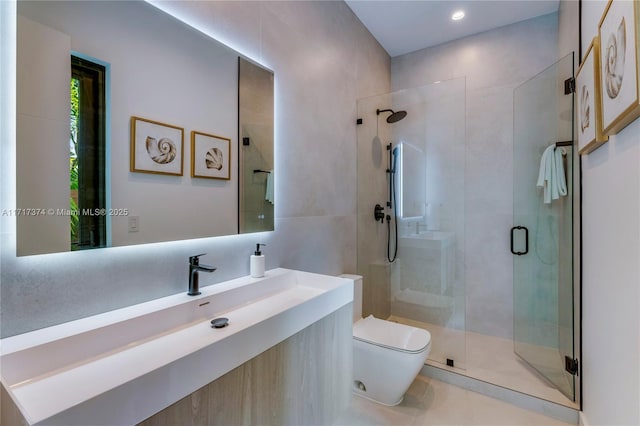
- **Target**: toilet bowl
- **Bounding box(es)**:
[341,274,432,406]
[353,315,431,405]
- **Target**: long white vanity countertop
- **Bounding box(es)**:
[0,268,354,425]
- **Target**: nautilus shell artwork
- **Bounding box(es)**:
[145,136,177,164]
[580,85,590,133]
[605,17,626,99]
[205,148,224,170]
[146,136,176,164]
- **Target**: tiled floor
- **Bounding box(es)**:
[333,375,574,426]
[388,316,578,409]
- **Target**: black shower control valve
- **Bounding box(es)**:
[374,204,385,223]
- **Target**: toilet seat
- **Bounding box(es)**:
[353,315,431,354]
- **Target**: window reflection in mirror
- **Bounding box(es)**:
[238,58,275,233]
[70,55,107,250]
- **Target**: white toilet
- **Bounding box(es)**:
[342,274,432,406]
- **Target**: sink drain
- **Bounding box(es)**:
[210,317,229,329]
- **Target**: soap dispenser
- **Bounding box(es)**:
[250,243,266,278]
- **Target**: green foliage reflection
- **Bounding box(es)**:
[70,77,79,248]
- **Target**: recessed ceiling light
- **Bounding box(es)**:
[451,10,465,21]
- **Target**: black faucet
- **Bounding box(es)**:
[188,254,216,296]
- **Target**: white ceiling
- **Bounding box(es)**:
[345,0,560,57]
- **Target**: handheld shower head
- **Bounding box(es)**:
[377,108,407,124]
[391,145,400,174]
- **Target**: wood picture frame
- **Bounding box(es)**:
[130,116,184,176]
[191,131,231,180]
[598,0,640,136]
[577,38,609,154]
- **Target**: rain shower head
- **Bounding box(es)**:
[377,108,407,124]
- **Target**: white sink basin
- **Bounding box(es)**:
[0,268,353,425]
[401,231,454,241]
[399,231,455,249]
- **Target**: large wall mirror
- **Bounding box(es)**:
[16,1,274,256]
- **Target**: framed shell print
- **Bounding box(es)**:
[130,116,184,176]
[576,38,608,155]
[598,0,640,135]
[191,131,231,180]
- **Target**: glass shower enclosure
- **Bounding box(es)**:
[356,78,467,369]
[355,54,577,404]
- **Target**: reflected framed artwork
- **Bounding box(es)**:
[130,116,184,176]
[598,0,640,135]
[191,131,231,180]
[576,38,608,155]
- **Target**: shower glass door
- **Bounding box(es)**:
[513,53,575,400]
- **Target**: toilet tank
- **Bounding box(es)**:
[340,274,362,323]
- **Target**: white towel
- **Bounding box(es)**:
[265,170,274,204]
[536,145,567,204]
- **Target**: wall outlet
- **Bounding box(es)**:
[128,216,139,232]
